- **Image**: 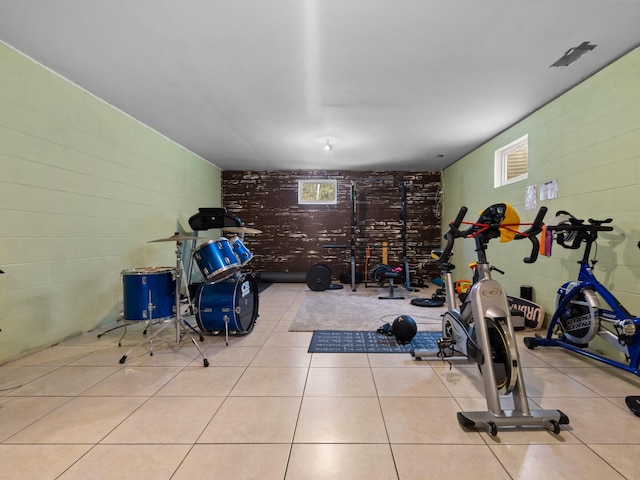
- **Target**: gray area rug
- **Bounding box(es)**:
[289,284,447,332]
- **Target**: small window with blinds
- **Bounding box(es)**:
[494,134,528,187]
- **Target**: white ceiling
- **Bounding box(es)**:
[1,0,639,171]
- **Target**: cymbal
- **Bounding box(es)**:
[148,233,198,243]
[223,226,263,235]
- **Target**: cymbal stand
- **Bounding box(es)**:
[175,243,204,342]
[185,232,199,289]
[119,239,209,367]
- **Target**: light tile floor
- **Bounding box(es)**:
[2,283,640,479]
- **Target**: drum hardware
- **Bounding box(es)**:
[222,314,230,346]
[192,308,233,345]
[97,315,165,343]
[120,286,167,346]
[183,231,200,289]
[148,231,199,297]
[97,319,126,340]
[118,234,209,367]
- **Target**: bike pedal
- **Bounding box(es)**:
[621,319,636,336]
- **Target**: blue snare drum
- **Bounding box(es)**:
[230,235,253,265]
[193,238,241,283]
[121,267,175,321]
[195,273,258,335]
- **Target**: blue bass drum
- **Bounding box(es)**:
[121,267,176,321]
[195,273,259,335]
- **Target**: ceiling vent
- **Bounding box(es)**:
[550,41,597,68]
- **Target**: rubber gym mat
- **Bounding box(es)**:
[308,330,441,353]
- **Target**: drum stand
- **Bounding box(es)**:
[96,319,128,339]
[114,293,162,346]
[119,239,209,367]
[221,313,231,346]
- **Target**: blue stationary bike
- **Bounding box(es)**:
[523,211,640,415]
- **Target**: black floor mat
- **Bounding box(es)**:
[308,330,441,353]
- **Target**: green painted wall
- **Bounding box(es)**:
[0,43,222,363]
[442,46,640,328]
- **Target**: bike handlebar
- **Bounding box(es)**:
[438,206,468,265]
[590,217,612,223]
[438,205,548,266]
[514,206,547,263]
[546,211,614,233]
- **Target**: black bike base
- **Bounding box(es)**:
[626,396,640,416]
[525,334,640,378]
[457,409,569,436]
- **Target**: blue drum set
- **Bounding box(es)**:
[190,231,260,342]
[118,218,261,363]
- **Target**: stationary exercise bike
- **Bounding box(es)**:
[412,203,569,435]
[523,212,640,414]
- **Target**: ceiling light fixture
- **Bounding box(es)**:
[324,140,332,151]
[550,41,597,68]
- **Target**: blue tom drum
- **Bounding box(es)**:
[195,273,258,335]
[230,235,253,265]
[193,238,241,283]
[121,267,176,321]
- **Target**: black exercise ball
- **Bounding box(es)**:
[392,315,417,344]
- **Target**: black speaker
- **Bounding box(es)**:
[520,285,533,301]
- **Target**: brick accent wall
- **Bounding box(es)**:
[222,170,441,285]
